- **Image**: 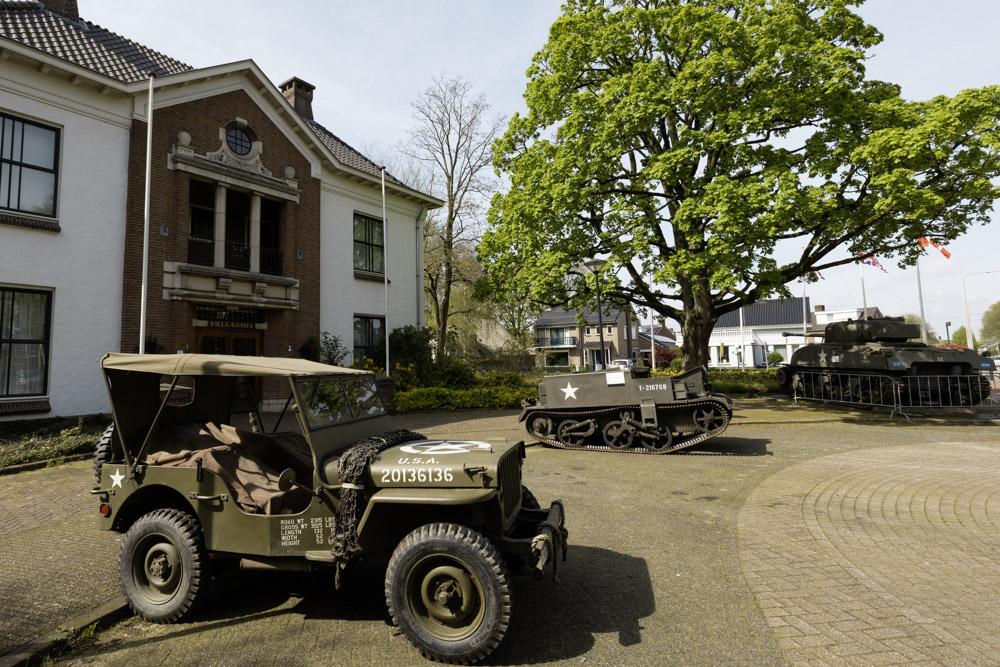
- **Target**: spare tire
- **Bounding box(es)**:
[93,423,117,484]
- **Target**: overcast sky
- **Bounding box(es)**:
[80,0,1000,342]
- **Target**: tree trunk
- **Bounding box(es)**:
[679,282,716,370]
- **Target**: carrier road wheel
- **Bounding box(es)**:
[119,509,209,623]
[525,413,552,440]
[386,523,511,664]
[693,406,725,433]
[92,423,117,484]
[557,420,586,447]
[641,429,674,453]
[601,420,633,449]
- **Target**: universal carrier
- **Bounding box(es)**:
[519,367,733,454]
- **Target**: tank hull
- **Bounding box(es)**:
[519,367,733,454]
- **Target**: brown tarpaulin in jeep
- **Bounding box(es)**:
[143,423,313,515]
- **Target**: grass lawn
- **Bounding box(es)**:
[0,414,109,468]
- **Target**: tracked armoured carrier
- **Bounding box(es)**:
[519,367,733,454]
[777,317,996,406]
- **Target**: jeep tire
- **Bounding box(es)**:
[385,523,510,664]
[92,423,116,484]
[119,509,209,623]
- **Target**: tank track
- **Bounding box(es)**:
[523,398,731,455]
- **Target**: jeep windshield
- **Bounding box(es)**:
[295,375,385,430]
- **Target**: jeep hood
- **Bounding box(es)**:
[367,439,522,489]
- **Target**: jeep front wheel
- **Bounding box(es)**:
[119,509,209,623]
[385,523,510,664]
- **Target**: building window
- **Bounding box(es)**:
[226,128,252,156]
[225,189,251,272]
[606,325,613,335]
[0,287,51,397]
[260,198,283,276]
[354,315,385,365]
[1,112,59,217]
[545,351,570,367]
[353,213,384,274]
[188,180,215,266]
[585,326,591,336]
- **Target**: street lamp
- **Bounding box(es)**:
[945,321,951,348]
[963,270,999,350]
[584,258,608,370]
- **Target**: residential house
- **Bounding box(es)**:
[695,297,812,367]
[635,323,678,366]
[0,0,439,419]
[533,306,634,370]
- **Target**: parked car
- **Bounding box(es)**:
[92,353,567,664]
[610,358,634,369]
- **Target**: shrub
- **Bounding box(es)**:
[766,351,784,364]
[395,384,538,412]
[427,356,477,389]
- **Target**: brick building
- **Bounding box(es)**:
[0,0,440,418]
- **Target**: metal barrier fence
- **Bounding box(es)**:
[790,370,998,419]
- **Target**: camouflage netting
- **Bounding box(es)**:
[330,429,425,586]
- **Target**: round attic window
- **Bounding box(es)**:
[226,128,252,156]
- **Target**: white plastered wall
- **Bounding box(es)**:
[0,64,132,419]
[318,174,425,365]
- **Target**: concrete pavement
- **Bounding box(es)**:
[1,400,998,665]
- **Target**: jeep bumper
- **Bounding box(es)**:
[498,499,568,578]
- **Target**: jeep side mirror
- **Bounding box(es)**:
[278,468,298,492]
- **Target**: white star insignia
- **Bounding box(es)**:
[561,382,578,400]
[818,351,827,365]
[110,468,125,488]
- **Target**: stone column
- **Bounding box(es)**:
[213,184,227,268]
[250,194,261,273]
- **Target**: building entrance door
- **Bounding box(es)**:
[196,329,261,413]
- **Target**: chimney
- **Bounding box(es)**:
[39,0,79,21]
[280,77,315,121]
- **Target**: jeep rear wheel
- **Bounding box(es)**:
[119,509,208,623]
[386,523,510,664]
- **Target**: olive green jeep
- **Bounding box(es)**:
[92,353,566,664]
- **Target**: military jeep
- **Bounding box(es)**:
[92,353,566,664]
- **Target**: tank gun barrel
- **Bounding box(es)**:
[781,331,823,338]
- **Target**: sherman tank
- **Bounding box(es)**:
[776,317,996,407]
[519,366,733,454]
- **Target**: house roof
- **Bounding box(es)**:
[715,297,810,328]
[534,306,625,329]
[305,119,403,185]
[0,1,191,82]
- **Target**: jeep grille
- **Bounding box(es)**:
[497,446,522,527]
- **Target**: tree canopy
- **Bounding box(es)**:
[980,300,1000,344]
[480,0,1000,368]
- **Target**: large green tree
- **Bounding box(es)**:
[980,300,1000,344]
[480,0,1000,368]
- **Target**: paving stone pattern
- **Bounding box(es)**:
[0,461,122,655]
[739,443,1000,666]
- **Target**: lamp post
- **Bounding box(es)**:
[584,259,608,370]
[963,270,999,350]
[945,321,951,348]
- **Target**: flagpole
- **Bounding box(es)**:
[381,166,390,376]
[139,72,155,354]
[858,262,868,320]
[915,255,928,343]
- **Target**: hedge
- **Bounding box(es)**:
[395,384,538,412]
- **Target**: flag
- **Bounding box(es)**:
[809,266,825,280]
[918,237,952,259]
[857,252,887,273]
